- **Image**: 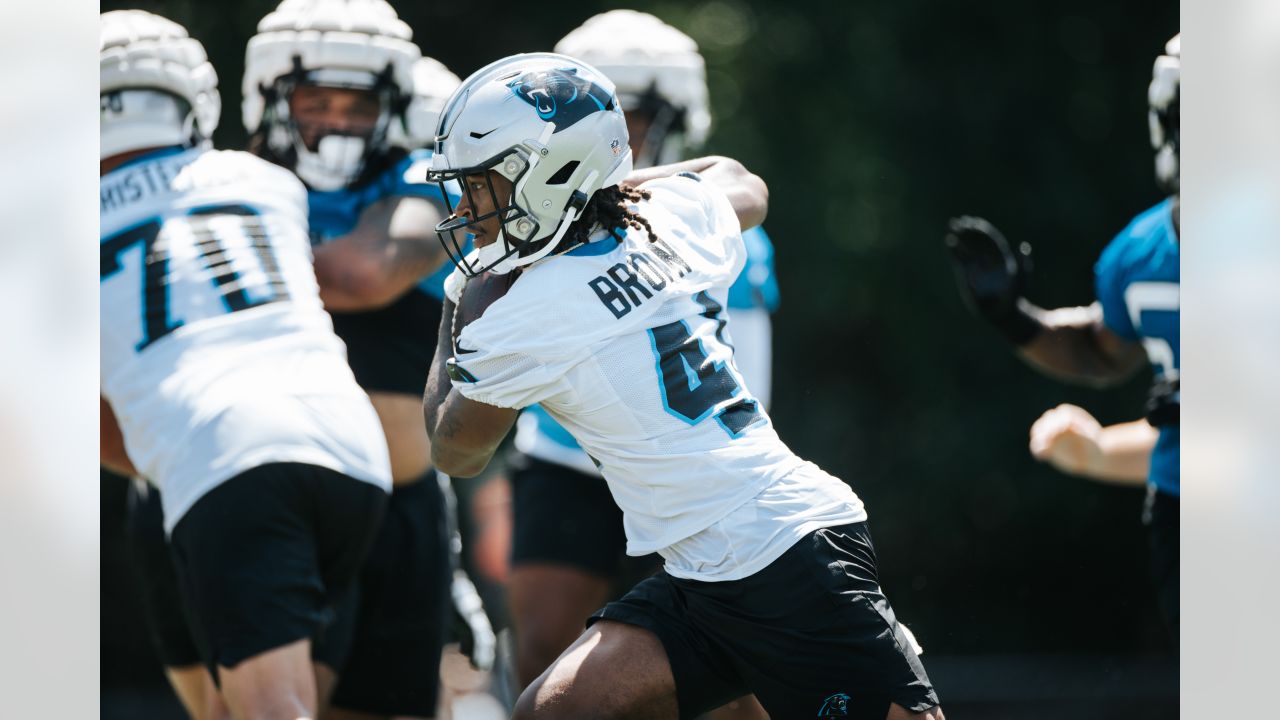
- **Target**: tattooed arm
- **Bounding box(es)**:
[422,297,518,477]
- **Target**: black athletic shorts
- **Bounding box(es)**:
[124,479,202,669]
[1144,487,1179,645]
[589,522,939,719]
[329,289,441,396]
[168,463,387,675]
[330,472,452,716]
[511,456,631,577]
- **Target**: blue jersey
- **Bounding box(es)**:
[727,226,780,311]
[1094,199,1180,496]
[515,223,780,473]
[306,149,453,299]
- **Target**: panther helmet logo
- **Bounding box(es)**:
[818,692,851,718]
[506,67,617,133]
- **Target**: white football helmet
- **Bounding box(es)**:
[389,56,463,151]
[427,53,632,277]
[100,10,220,160]
[555,10,710,167]
[241,0,422,190]
[1148,33,1180,193]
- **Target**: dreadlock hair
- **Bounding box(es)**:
[562,185,659,249]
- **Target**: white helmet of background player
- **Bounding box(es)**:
[427,53,632,277]
[100,10,220,160]
[1148,33,1180,193]
[388,56,463,151]
[242,0,421,190]
[555,10,710,168]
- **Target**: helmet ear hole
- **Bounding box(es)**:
[546,160,580,186]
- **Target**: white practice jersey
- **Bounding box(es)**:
[101,146,391,531]
[453,174,864,580]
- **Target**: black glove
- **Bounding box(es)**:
[1145,377,1180,427]
[944,216,1042,345]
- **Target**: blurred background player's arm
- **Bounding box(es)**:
[623,155,768,231]
[312,194,447,311]
[945,216,1147,387]
[1029,404,1156,485]
[100,396,138,477]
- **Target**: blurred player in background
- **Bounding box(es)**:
[100,10,392,719]
[945,33,1180,643]
[242,1,492,716]
[423,52,942,720]
[503,16,780,713]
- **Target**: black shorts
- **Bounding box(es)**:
[512,456,663,580]
[1144,487,1179,645]
[124,479,202,669]
[589,522,939,719]
[168,463,387,674]
[329,289,441,396]
[330,472,452,716]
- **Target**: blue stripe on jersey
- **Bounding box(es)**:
[566,236,621,256]
[306,149,457,300]
[727,226,780,311]
[1094,198,1180,496]
[525,404,582,449]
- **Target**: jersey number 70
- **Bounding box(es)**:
[100,203,290,352]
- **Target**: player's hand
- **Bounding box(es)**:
[944,216,1040,344]
[1029,404,1104,477]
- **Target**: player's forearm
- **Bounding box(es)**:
[624,156,768,229]
[315,197,447,311]
[314,238,443,311]
[423,298,458,444]
[623,156,724,187]
[1015,305,1142,387]
[1087,420,1158,485]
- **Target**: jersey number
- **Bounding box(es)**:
[648,292,764,438]
[100,203,289,351]
[1123,281,1179,379]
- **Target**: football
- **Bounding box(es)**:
[452,270,521,345]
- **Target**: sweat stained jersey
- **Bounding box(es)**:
[451,175,863,581]
[101,146,391,531]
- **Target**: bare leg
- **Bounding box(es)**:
[218,638,317,720]
[164,665,211,719]
[508,564,612,688]
[512,620,677,720]
[163,664,231,720]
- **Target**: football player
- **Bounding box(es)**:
[100,10,391,719]
[242,1,479,717]
[502,11,781,700]
[422,53,943,720]
[945,33,1180,642]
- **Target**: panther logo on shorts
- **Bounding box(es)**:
[818,692,851,717]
